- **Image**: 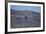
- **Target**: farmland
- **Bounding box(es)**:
[11,9,40,28]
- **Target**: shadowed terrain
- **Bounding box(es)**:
[11,9,40,28]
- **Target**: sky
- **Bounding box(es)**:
[11,5,41,13]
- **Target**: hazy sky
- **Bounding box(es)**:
[11,5,41,13]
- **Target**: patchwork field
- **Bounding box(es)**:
[11,10,40,28]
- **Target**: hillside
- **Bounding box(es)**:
[11,9,40,28]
